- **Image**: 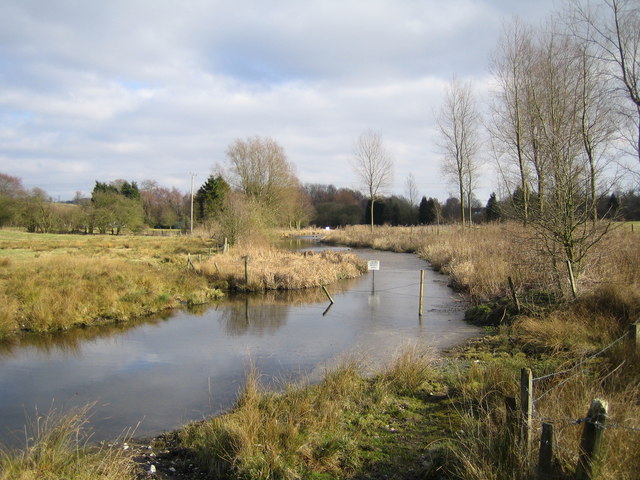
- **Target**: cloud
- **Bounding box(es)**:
[0,0,557,200]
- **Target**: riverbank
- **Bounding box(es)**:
[2,224,638,478]
[0,230,365,339]
[0,230,222,339]
[150,224,639,479]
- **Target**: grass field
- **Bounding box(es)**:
[0,230,366,339]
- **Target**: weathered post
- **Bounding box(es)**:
[575,399,608,480]
[629,322,639,354]
[419,270,425,317]
[242,256,249,284]
[520,368,533,453]
[508,276,521,313]
[322,286,335,304]
[537,422,554,479]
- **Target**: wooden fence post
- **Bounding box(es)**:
[520,368,533,453]
[537,422,554,479]
[322,286,335,304]
[629,322,639,353]
[242,256,249,284]
[508,276,521,313]
[575,399,608,480]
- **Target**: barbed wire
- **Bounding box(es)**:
[532,411,640,433]
[531,331,630,404]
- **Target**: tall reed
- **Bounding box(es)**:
[196,247,367,291]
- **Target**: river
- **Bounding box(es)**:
[0,247,479,446]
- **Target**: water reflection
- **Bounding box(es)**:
[0,283,363,356]
[0,248,479,446]
[0,313,172,358]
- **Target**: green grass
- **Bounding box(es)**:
[175,347,447,480]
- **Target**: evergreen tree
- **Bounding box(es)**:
[195,175,230,222]
[418,197,429,224]
[485,192,501,222]
[120,181,140,200]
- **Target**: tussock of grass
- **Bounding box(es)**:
[450,363,640,480]
[179,347,440,480]
[512,285,640,357]
[197,247,367,291]
[0,406,135,480]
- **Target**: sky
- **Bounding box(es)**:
[0,0,559,202]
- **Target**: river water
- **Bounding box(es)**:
[0,247,479,446]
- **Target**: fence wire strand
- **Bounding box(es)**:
[532,331,630,403]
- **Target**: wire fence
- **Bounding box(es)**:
[509,322,639,477]
[532,330,631,403]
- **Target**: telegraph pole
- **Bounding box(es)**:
[190,173,196,235]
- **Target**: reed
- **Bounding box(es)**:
[196,246,367,291]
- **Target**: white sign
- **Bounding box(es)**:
[367,260,380,271]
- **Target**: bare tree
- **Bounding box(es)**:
[437,78,481,226]
[574,27,618,223]
[495,17,614,297]
[351,130,394,231]
[572,0,640,164]
[405,172,419,207]
[490,19,534,225]
[226,136,300,226]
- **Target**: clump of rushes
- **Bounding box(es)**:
[179,347,443,480]
[0,406,135,480]
[197,247,367,291]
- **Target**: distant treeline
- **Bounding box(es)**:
[1,171,639,235]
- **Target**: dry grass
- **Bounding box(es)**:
[326,224,640,479]
[0,255,218,337]
[179,346,439,480]
[0,230,222,338]
[0,406,135,480]
[0,229,368,338]
[446,282,640,480]
[196,246,367,291]
[450,357,640,480]
[325,223,640,302]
